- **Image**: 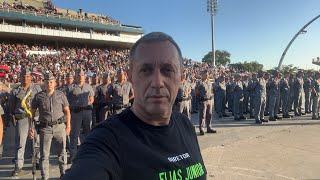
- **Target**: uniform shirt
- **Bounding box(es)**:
[96,84,110,104]
[280,78,290,94]
[294,77,304,94]
[197,80,213,100]
[67,83,94,108]
[304,77,312,93]
[311,78,320,93]
[214,81,226,95]
[248,78,257,97]
[10,83,42,114]
[108,81,133,106]
[176,81,191,101]
[253,77,267,97]
[32,90,69,123]
[242,80,249,95]
[56,85,68,95]
[62,109,206,180]
[232,81,244,99]
[269,77,280,96]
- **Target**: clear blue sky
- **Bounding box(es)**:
[53,0,320,70]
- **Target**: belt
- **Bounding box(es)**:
[14,113,27,120]
[199,97,213,102]
[176,97,191,102]
[39,116,65,128]
[71,106,93,113]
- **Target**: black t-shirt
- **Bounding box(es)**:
[63,109,206,180]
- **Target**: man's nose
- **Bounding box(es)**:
[151,69,164,89]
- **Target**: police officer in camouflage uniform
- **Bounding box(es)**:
[106,69,134,115]
[280,71,292,118]
[30,72,71,180]
[311,72,320,119]
[304,70,313,114]
[174,72,191,119]
[248,73,257,118]
[252,70,268,124]
[67,69,94,162]
[9,68,42,176]
[294,70,306,116]
[196,70,216,135]
[268,70,282,121]
[214,75,229,118]
[95,73,111,123]
[232,74,246,121]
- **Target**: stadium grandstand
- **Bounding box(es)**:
[0,0,144,84]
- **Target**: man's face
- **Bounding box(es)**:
[102,77,110,84]
[117,72,125,82]
[67,77,74,84]
[21,74,32,85]
[44,79,56,91]
[128,41,182,119]
[75,73,85,84]
[201,72,208,80]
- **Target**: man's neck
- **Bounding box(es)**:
[47,89,54,95]
[131,104,171,126]
[23,83,31,90]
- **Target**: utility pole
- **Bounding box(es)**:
[207,0,218,67]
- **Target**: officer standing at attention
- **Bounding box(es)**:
[311,71,320,119]
[30,72,71,180]
[106,69,134,115]
[91,74,100,127]
[268,71,282,121]
[196,70,216,135]
[289,73,295,112]
[95,73,111,123]
[248,73,257,118]
[280,71,292,118]
[294,70,306,116]
[264,72,271,116]
[242,74,250,114]
[67,68,94,162]
[174,72,191,119]
[214,75,229,118]
[304,70,313,114]
[232,74,246,121]
[9,68,42,176]
[252,70,268,124]
[226,76,234,113]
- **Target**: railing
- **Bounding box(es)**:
[0,6,125,27]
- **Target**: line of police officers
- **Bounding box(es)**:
[2,67,320,179]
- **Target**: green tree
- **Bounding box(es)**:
[228,61,263,73]
[272,64,299,74]
[202,50,231,67]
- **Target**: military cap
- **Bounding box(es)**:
[44,72,55,80]
[75,68,84,74]
[21,68,31,75]
[103,72,109,78]
[66,72,74,78]
[92,74,98,79]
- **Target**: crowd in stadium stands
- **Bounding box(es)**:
[0,42,237,85]
[0,1,121,25]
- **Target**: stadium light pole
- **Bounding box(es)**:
[207,0,218,67]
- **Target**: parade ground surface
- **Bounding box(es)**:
[0,112,319,180]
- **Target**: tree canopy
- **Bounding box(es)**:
[202,50,231,67]
[228,61,264,73]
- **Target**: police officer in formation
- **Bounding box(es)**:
[214,75,229,118]
[30,72,71,180]
[9,68,42,176]
[232,74,246,121]
[67,68,94,162]
[280,71,292,118]
[289,73,295,112]
[264,72,271,116]
[174,72,192,119]
[106,68,134,115]
[196,70,216,135]
[226,76,234,113]
[304,70,313,114]
[248,73,257,118]
[242,75,250,114]
[268,71,282,121]
[252,70,268,124]
[294,70,306,116]
[311,72,320,119]
[95,72,111,123]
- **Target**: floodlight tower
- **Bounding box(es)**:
[207,0,218,67]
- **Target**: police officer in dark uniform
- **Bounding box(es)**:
[311,71,320,119]
[67,68,94,162]
[106,69,134,115]
[9,68,42,176]
[95,73,111,123]
[214,75,229,118]
[30,72,71,180]
[91,74,100,127]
